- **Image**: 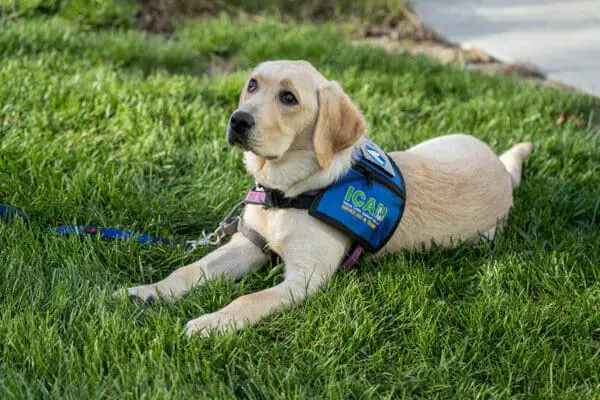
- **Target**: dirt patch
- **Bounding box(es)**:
[357,36,559,82]
[135,0,410,35]
[135,0,231,34]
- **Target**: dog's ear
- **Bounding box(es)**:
[313,82,366,169]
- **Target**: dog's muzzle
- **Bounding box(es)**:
[227,110,255,148]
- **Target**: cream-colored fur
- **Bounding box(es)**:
[118,60,533,337]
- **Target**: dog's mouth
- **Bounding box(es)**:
[226,130,279,160]
[248,147,279,160]
[226,134,249,150]
[226,127,252,150]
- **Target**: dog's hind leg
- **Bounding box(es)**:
[118,234,269,303]
[499,142,533,188]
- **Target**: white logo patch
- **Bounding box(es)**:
[366,146,386,166]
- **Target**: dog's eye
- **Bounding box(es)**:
[279,91,298,105]
[247,79,258,93]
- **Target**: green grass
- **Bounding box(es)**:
[1,11,600,399]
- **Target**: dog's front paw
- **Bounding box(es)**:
[113,284,168,304]
[114,279,190,304]
[185,312,245,337]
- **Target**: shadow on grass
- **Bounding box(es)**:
[0,15,245,77]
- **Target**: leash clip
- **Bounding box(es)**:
[185,201,244,251]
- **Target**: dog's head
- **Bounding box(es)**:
[227,60,367,169]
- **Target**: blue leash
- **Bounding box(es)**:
[0,204,30,226]
[1,204,181,247]
[49,225,179,246]
[0,202,243,250]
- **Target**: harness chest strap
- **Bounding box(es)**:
[237,218,277,258]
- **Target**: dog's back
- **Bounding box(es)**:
[381,134,532,253]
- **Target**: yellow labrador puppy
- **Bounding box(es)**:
[121,60,532,336]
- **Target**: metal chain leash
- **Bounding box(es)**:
[185,200,245,251]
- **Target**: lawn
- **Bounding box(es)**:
[1,4,599,399]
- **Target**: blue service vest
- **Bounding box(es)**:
[308,139,406,252]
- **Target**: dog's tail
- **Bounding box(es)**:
[500,142,533,188]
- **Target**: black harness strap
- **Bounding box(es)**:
[258,185,316,210]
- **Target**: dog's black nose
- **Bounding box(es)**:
[229,110,255,135]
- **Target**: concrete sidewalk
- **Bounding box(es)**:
[416,0,600,96]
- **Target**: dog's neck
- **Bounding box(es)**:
[243,139,361,198]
